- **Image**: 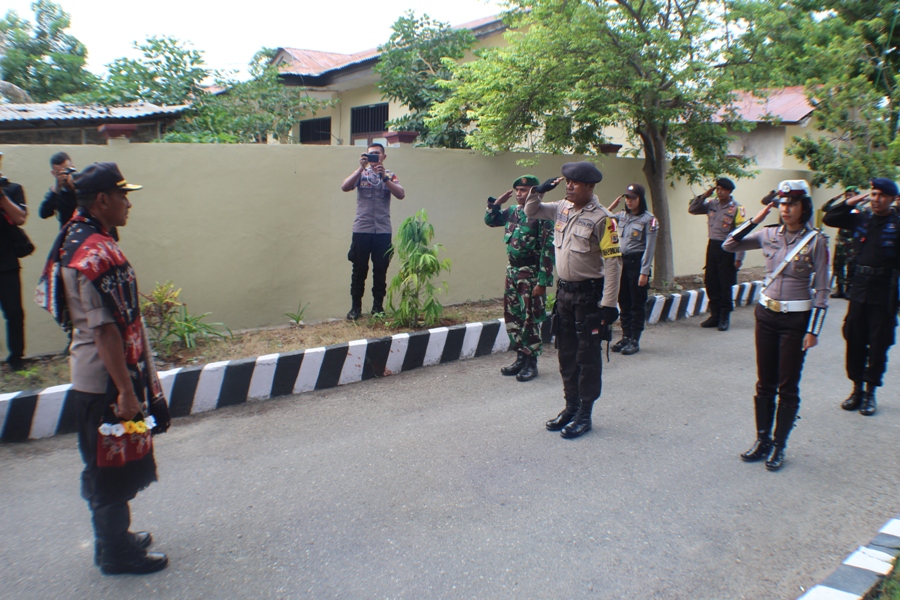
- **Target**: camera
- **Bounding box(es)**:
[364,153,381,163]
[64,167,77,175]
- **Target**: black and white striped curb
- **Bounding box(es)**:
[798,516,900,600]
[0,281,764,443]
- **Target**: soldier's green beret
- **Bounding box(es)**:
[513,175,540,188]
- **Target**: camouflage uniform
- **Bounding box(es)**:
[821,195,858,296]
[485,204,555,356]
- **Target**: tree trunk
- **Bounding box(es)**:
[641,126,675,292]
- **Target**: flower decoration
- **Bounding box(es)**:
[99,419,151,437]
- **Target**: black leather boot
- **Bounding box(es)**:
[100,545,168,575]
[612,330,630,352]
[545,396,578,431]
[718,313,731,331]
[841,381,863,411]
[501,352,526,376]
[701,313,719,328]
[621,332,641,356]
[766,397,799,471]
[561,399,594,439]
[516,355,538,382]
[741,395,775,462]
[859,383,877,416]
[371,300,385,315]
[95,531,153,566]
[346,297,362,320]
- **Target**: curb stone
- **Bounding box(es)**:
[798,516,900,599]
[0,281,764,443]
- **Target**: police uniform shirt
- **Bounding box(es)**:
[352,166,399,235]
[61,268,117,393]
[524,191,622,308]
[615,210,659,276]
[688,193,747,261]
[724,224,830,308]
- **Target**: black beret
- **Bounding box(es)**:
[716,177,735,191]
[513,174,540,188]
[75,162,142,195]
[870,177,899,197]
[561,162,602,184]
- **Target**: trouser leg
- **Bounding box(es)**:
[843,301,869,384]
[370,233,393,310]
[704,243,720,319]
[716,247,737,315]
[0,269,25,362]
[618,263,635,336]
[348,233,373,303]
[863,304,897,387]
[556,289,582,402]
[754,305,780,399]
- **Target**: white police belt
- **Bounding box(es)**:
[759,293,812,313]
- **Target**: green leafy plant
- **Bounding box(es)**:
[284,300,310,326]
[170,306,231,350]
[140,281,183,355]
[386,209,452,328]
[545,292,556,314]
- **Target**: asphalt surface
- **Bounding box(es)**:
[2,300,899,599]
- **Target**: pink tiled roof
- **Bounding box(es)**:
[275,14,504,78]
[722,86,815,124]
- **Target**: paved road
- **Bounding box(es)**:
[2,300,899,599]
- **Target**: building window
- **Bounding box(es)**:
[299,117,332,145]
[350,103,389,145]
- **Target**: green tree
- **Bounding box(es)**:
[0,0,95,102]
[163,48,326,143]
[72,35,207,106]
[375,11,476,148]
[430,1,754,289]
[730,0,900,187]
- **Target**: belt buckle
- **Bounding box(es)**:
[765,297,782,313]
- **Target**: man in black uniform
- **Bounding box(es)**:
[0,156,29,372]
[823,178,900,416]
[39,151,78,228]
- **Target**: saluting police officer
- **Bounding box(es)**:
[524,162,621,439]
[485,175,555,382]
[689,178,747,331]
[608,183,658,355]
[823,178,900,416]
[820,186,860,299]
[724,180,829,471]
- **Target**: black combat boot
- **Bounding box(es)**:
[621,332,641,356]
[717,313,731,331]
[347,297,362,320]
[830,283,845,299]
[766,397,799,471]
[100,544,168,575]
[545,396,579,431]
[700,312,719,328]
[741,395,775,462]
[859,383,877,416]
[561,399,595,439]
[516,355,538,382]
[612,329,631,352]
[372,295,385,315]
[841,381,863,411]
[501,351,526,376]
[95,531,153,566]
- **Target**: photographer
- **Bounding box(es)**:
[39,152,78,227]
[0,156,29,371]
[823,178,900,417]
[340,144,405,320]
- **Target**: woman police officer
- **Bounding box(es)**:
[722,180,829,471]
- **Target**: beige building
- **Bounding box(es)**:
[271,15,507,147]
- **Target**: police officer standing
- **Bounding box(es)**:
[524,162,621,439]
[608,183,658,355]
[485,175,555,382]
[823,178,900,416]
[689,178,746,331]
[724,181,829,471]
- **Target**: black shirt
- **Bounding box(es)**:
[823,202,900,305]
[0,182,27,272]
[39,187,78,227]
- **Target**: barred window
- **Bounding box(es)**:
[299,117,332,145]
[351,103,389,137]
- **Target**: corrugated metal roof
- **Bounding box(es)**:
[720,86,815,124]
[0,101,189,124]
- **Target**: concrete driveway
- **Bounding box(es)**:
[1,299,898,599]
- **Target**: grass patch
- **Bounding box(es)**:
[872,566,900,600]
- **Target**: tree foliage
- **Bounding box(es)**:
[375,11,476,148]
[730,0,900,187]
[0,0,95,102]
[431,0,755,289]
[70,35,206,106]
